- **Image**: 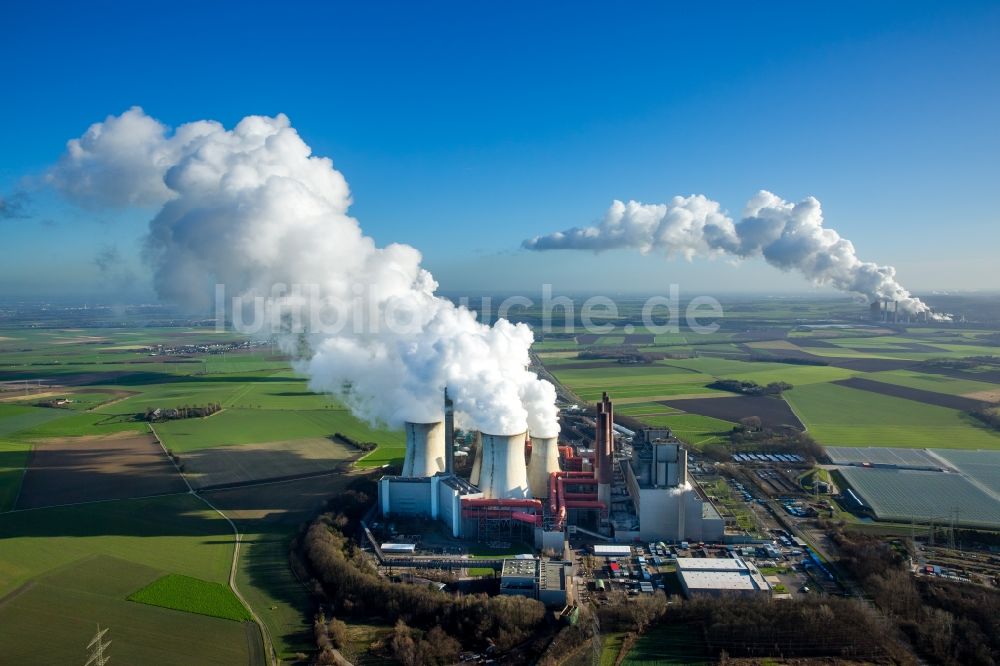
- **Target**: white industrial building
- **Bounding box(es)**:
[592,544,632,557]
[676,556,771,598]
[620,431,724,543]
[379,473,482,538]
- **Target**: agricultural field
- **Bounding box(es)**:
[659,395,802,430]
[178,437,355,489]
[0,439,31,511]
[784,383,1000,449]
[15,432,188,509]
[0,325,405,663]
[205,472,364,658]
[154,407,399,453]
[622,623,710,665]
[540,324,1000,451]
[129,573,253,621]
[0,555,259,666]
[0,494,234,595]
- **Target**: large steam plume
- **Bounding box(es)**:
[523,192,938,317]
[49,107,559,437]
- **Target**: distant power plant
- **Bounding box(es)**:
[869,298,929,323]
[378,388,724,548]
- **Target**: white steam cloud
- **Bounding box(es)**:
[50,107,559,437]
[524,191,939,317]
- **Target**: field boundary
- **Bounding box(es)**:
[148,423,277,666]
[7,442,32,512]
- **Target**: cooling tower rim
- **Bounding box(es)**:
[404,420,445,426]
[479,430,528,438]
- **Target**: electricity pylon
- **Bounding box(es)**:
[85,624,111,666]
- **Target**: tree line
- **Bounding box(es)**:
[296,483,548,663]
[332,432,377,452]
[968,406,1000,432]
[708,379,792,396]
[832,527,999,666]
[143,403,221,421]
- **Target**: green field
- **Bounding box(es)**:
[539,325,1000,451]
[0,403,73,437]
[785,382,1000,449]
[0,325,411,663]
[129,573,253,621]
[622,623,710,665]
[644,413,736,445]
[0,555,257,666]
[865,369,998,396]
[0,494,234,595]
[155,407,401,454]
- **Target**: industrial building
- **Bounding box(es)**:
[619,429,724,543]
[378,389,724,549]
[499,558,571,607]
[675,556,771,598]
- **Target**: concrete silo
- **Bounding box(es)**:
[477,432,530,499]
[401,421,446,477]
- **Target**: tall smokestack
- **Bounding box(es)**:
[444,388,455,475]
[527,434,560,498]
[402,421,446,478]
[595,402,606,485]
[478,432,530,499]
[604,392,614,462]
[597,411,612,508]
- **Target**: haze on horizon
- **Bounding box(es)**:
[1,1,998,302]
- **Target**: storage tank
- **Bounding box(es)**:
[478,431,530,499]
[401,421,446,478]
[527,434,560,498]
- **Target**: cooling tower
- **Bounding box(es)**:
[401,421,446,477]
[477,431,530,499]
[527,435,560,498]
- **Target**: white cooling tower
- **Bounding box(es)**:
[527,435,560,498]
[477,432,530,499]
[401,421,446,477]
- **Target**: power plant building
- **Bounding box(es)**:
[377,390,723,549]
[499,558,571,607]
[379,473,482,537]
[622,430,724,543]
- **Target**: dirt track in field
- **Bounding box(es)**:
[14,432,188,509]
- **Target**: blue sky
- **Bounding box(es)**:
[2,1,998,300]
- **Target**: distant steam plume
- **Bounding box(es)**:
[50,107,559,437]
[524,191,939,317]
